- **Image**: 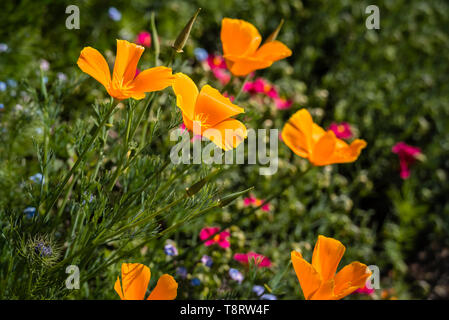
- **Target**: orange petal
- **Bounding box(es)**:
[334,262,372,299]
[203,118,247,151]
[281,109,314,158]
[112,40,145,86]
[309,279,337,300]
[172,73,199,121]
[114,276,124,299]
[311,235,345,282]
[221,18,262,58]
[328,139,367,164]
[195,85,244,127]
[291,251,322,300]
[130,66,174,100]
[254,40,292,62]
[147,274,178,300]
[225,56,273,76]
[77,47,111,88]
[310,131,337,166]
[116,263,151,300]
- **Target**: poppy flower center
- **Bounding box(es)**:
[193,113,211,129]
[213,234,220,242]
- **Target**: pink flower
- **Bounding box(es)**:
[207,54,227,70]
[392,142,422,179]
[354,284,375,295]
[135,31,152,47]
[234,252,272,268]
[274,97,293,110]
[328,122,353,139]
[244,78,278,98]
[243,195,271,212]
[223,92,235,102]
[243,196,256,206]
[212,68,231,85]
[199,227,230,249]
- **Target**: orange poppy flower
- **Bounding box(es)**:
[220,18,292,76]
[281,109,367,166]
[77,40,174,100]
[291,235,372,300]
[114,263,178,300]
[172,73,247,150]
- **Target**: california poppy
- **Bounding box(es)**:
[77,39,174,100]
[281,109,367,166]
[114,263,178,300]
[291,235,371,300]
[220,18,292,76]
[172,73,247,150]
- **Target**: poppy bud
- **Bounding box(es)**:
[186,169,221,197]
[217,187,253,208]
[264,19,284,44]
[172,8,201,53]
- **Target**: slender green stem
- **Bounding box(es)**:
[222,74,234,94]
[46,99,117,213]
[234,74,250,103]
[139,95,158,150]
[107,104,134,191]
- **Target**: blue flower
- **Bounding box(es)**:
[0,82,6,92]
[34,241,52,257]
[176,267,187,279]
[6,79,17,88]
[252,285,265,296]
[108,7,122,21]
[194,48,208,62]
[30,173,43,184]
[0,43,8,52]
[260,294,277,300]
[201,255,213,267]
[164,243,178,256]
[191,277,201,286]
[229,268,244,283]
[24,207,36,219]
[0,104,4,111]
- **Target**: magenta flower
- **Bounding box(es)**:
[135,31,152,47]
[223,92,235,102]
[199,227,230,249]
[243,78,278,98]
[274,97,293,110]
[212,68,231,85]
[234,252,272,268]
[328,122,353,139]
[392,142,422,179]
[354,284,375,295]
[243,195,270,212]
[207,54,227,70]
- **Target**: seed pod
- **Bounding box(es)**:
[217,187,254,208]
[172,8,201,53]
[264,19,284,44]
